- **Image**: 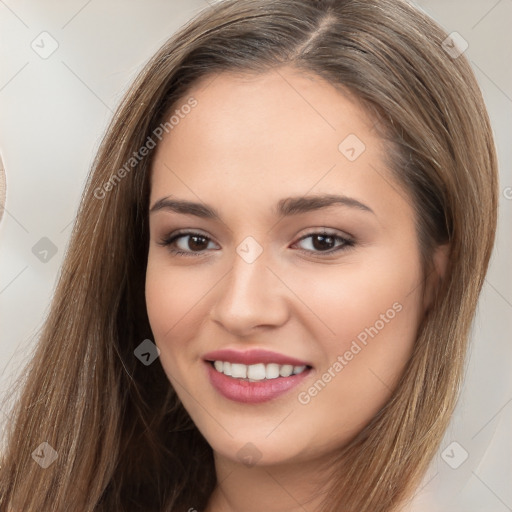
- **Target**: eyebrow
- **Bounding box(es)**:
[149,193,375,220]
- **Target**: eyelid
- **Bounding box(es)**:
[157,229,219,253]
[296,227,354,243]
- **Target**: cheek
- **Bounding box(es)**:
[290,247,423,352]
[292,248,424,438]
[144,256,209,366]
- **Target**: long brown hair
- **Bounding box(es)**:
[0,0,498,510]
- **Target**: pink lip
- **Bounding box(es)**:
[203,348,311,367]
[204,361,312,404]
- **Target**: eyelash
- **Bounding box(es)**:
[157,229,355,258]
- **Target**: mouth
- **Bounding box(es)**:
[202,349,313,403]
[207,360,311,381]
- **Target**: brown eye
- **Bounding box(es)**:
[183,234,210,252]
[294,231,354,255]
[159,231,218,256]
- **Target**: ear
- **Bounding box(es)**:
[423,243,450,312]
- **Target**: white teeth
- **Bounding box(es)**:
[231,363,247,379]
[266,363,280,380]
[279,364,293,377]
[247,363,266,381]
[211,361,309,380]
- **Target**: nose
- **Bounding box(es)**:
[209,246,289,336]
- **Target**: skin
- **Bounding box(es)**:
[145,66,448,512]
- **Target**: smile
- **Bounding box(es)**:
[202,348,313,403]
[211,360,308,381]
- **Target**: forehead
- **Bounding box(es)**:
[157,67,377,165]
[149,67,410,224]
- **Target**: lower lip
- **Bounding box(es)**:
[205,361,312,404]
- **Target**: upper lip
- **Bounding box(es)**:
[203,348,312,367]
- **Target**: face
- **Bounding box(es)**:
[145,66,430,468]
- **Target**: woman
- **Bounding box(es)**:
[0,0,498,510]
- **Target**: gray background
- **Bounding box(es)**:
[0,1,510,510]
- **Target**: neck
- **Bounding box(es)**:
[203,451,333,512]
